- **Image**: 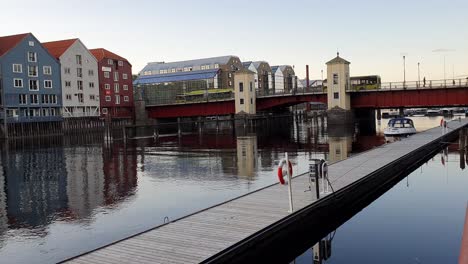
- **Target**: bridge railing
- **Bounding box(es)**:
[256,86,326,98]
[360,78,468,91]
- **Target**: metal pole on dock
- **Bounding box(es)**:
[286,152,294,213]
[177,117,182,138]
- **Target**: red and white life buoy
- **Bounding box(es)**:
[277,159,293,185]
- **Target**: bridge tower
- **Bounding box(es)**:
[234,69,256,115]
[326,53,353,125]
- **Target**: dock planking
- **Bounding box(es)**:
[64,118,468,264]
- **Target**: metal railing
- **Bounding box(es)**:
[353,78,468,91]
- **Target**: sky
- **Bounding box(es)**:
[1,0,467,82]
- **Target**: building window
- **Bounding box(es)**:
[334,92,339,99]
[90,95,95,100]
[333,73,338,85]
[123,73,128,79]
[43,66,52,75]
[77,68,82,77]
[65,81,71,87]
[105,84,110,90]
[251,98,253,104]
[104,72,110,78]
[42,109,48,116]
[105,96,111,102]
[29,80,39,91]
[171,68,176,73]
[12,64,22,73]
[102,108,108,114]
[13,78,23,88]
[88,69,94,76]
[108,59,113,65]
[123,84,128,90]
[44,80,52,88]
[29,41,34,46]
[114,83,119,92]
[28,65,38,77]
[214,64,219,69]
[50,108,56,116]
[240,98,244,105]
[30,94,39,104]
[239,82,244,92]
[77,80,83,90]
[115,95,120,104]
[64,67,71,74]
[124,96,129,102]
[28,52,37,62]
[77,93,84,103]
[250,82,253,91]
[76,55,82,65]
[118,61,123,66]
[228,81,232,87]
[228,73,232,78]
[89,82,95,88]
[66,94,72,100]
[113,72,119,81]
[19,94,27,104]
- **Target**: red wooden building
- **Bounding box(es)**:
[89,48,134,119]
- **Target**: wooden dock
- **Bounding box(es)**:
[63,119,468,264]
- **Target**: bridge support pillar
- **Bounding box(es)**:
[399,107,404,117]
[376,109,382,120]
[198,116,203,134]
[355,108,376,135]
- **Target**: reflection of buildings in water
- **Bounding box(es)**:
[0,160,7,247]
[102,145,138,205]
[2,147,68,230]
[236,136,258,178]
[65,147,105,219]
[328,136,353,164]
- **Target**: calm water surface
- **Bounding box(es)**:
[0,116,461,263]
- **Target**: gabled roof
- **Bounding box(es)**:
[89,48,130,65]
[140,55,238,74]
[271,65,292,72]
[326,53,350,65]
[0,33,29,57]
[42,39,78,59]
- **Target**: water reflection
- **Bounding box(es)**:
[236,136,258,178]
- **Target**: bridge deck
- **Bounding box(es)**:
[64,118,468,264]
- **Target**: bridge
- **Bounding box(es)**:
[144,78,468,119]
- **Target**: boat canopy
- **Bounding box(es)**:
[388,118,414,128]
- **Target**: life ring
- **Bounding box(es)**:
[277,159,293,185]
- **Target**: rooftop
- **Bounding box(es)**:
[89,48,130,64]
[0,33,29,57]
[42,39,78,59]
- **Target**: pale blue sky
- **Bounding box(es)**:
[1,0,467,81]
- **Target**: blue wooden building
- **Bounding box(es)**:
[0,33,62,137]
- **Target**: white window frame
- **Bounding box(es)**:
[28,52,37,62]
[64,67,71,74]
[118,61,123,66]
[123,73,128,79]
[28,41,34,46]
[123,84,128,90]
[89,82,95,88]
[66,94,72,100]
[102,108,108,114]
[105,96,111,102]
[90,94,95,100]
[105,84,110,90]
[28,65,38,77]
[29,79,39,91]
[65,81,71,87]
[88,69,94,76]
[114,83,119,92]
[30,94,39,104]
[43,66,52,75]
[77,67,82,77]
[76,55,82,65]
[19,94,27,104]
[114,72,119,81]
[12,64,22,73]
[108,59,113,65]
[44,80,52,89]
[104,72,110,78]
[115,95,120,104]
[124,96,129,102]
[77,80,83,90]
[13,78,23,88]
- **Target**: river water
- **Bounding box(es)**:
[0,115,464,263]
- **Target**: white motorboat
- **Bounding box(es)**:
[384,118,417,138]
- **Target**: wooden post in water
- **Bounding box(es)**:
[177,117,182,138]
[216,116,219,133]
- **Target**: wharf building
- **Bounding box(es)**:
[134,56,243,105]
[43,39,100,118]
[242,61,273,96]
[0,33,62,138]
[271,65,297,94]
[90,48,134,119]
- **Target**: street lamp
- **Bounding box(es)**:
[321,69,324,92]
[418,62,420,87]
[403,55,406,89]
